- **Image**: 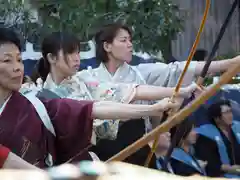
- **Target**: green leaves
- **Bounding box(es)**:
[1,0,184,55]
[0,0,36,49]
[33,0,184,54]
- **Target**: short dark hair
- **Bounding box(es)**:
[0,27,21,51]
[193,49,208,61]
[208,99,231,122]
[95,23,132,63]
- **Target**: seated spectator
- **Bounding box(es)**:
[195,100,240,178]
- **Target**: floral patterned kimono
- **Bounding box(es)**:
[34,74,156,166]
[35,74,139,145]
[80,62,201,167]
[79,61,197,130]
[77,61,198,166]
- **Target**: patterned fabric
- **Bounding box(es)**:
[84,81,137,104]
[79,61,198,132]
[41,74,137,141]
[43,75,91,101]
[19,81,41,95]
[79,63,153,133]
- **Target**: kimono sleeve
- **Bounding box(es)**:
[42,98,94,163]
[137,61,198,87]
[85,81,139,140]
[86,82,138,104]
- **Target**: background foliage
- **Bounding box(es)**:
[1,0,184,58]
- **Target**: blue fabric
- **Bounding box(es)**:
[195,122,240,178]
[23,59,38,76]
[171,148,206,175]
[156,159,162,169]
[195,124,231,165]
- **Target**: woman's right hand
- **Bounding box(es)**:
[179,83,204,98]
[152,98,181,115]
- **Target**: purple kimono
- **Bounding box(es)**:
[0,91,94,168]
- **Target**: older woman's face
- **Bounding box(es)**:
[105,28,133,63]
[0,43,24,91]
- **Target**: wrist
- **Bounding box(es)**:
[179,88,187,96]
[151,102,164,112]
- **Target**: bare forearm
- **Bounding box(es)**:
[134,85,174,101]
[92,101,162,120]
[134,85,188,101]
[195,56,240,75]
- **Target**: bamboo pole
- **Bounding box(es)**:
[107,62,240,162]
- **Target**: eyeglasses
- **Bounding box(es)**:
[221,109,232,114]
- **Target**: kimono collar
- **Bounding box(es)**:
[43,73,93,100]
[43,74,77,98]
[43,74,73,89]
[20,81,40,94]
[99,62,131,81]
[0,93,12,115]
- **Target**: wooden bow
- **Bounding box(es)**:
[161,0,240,170]
[144,0,211,166]
[107,61,240,162]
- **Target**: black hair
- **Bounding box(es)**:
[207,99,231,124]
[162,118,195,171]
[31,32,80,83]
[95,23,132,63]
[168,55,178,63]
[0,27,22,51]
[171,118,196,147]
[22,76,32,84]
[193,49,208,61]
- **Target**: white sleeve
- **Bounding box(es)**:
[137,61,198,87]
